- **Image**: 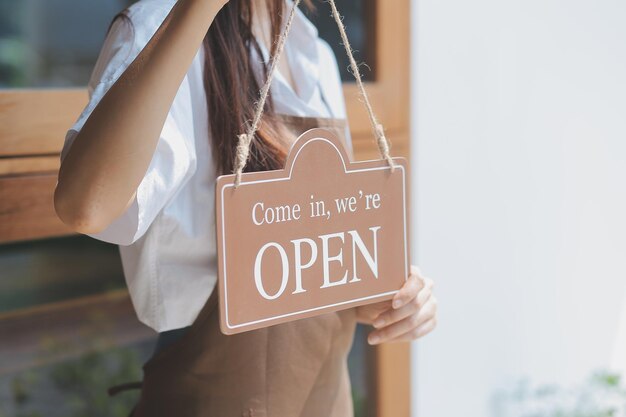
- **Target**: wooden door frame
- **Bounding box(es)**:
[361,1,411,416]
[338,1,412,414]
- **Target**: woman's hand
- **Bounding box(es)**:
[355,265,437,345]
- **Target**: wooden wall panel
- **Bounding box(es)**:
[0,90,87,157]
[0,156,60,175]
[0,174,74,244]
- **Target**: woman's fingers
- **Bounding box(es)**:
[373,279,433,329]
[355,300,392,324]
[368,296,437,345]
[355,264,438,337]
[366,264,438,344]
[416,277,434,307]
[391,266,425,309]
[393,317,438,343]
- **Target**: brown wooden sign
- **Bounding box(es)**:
[215,128,410,335]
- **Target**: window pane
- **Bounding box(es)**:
[0,0,376,88]
[0,235,125,313]
[305,0,377,82]
[0,0,134,88]
[0,328,154,417]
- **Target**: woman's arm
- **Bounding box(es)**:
[54,0,228,234]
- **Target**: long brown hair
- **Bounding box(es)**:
[203,0,313,175]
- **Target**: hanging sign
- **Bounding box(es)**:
[215,128,410,335]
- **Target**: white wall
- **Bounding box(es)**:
[410,1,626,416]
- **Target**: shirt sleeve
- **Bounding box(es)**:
[60,13,196,246]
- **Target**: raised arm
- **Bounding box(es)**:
[54,0,229,234]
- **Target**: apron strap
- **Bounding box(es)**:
[108,381,143,396]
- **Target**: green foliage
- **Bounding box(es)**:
[352,386,367,417]
[495,370,626,417]
[1,312,146,417]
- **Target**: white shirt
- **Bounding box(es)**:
[60,0,351,332]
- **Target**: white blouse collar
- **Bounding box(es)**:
[254,0,321,107]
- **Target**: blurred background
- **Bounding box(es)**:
[412,0,626,416]
[1,0,625,416]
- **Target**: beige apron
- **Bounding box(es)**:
[112,114,358,417]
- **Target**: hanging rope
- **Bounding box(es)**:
[326,0,394,169]
[234,0,395,187]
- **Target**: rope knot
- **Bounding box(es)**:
[373,123,395,172]
[234,133,252,187]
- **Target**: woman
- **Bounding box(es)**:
[54,0,438,415]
